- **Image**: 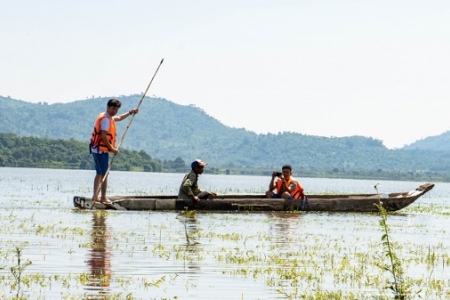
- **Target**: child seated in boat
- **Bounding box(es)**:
[266,165,304,200]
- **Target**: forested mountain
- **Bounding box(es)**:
[403,131,450,151]
[2,95,450,179]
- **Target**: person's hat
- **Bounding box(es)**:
[191,159,207,169]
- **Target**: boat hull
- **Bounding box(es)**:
[73,183,434,212]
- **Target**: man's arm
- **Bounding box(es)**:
[269,172,277,191]
[287,181,297,193]
[101,131,118,154]
[113,108,139,121]
[278,176,297,194]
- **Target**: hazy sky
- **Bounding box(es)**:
[1,0,449,148]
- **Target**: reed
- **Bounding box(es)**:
[9,242,31,300]
[374,184,411,299]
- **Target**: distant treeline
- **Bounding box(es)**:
[3,95,450,183]
[1,132,449,182]
[0,132,180,173]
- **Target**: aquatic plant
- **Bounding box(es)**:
[3,173,450,299]
[9,242,32,299]
[374,184,412,299]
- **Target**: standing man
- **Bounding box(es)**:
[90,99,139,205]
[266,164,304,200]
[178,159,217,202]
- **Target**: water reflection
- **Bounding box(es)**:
[176,212,201,274]
[85,211,111,299]
[269,212,302,245]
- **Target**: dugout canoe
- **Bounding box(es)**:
[73,183,434,212]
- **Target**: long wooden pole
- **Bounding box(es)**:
[92,58,164,208]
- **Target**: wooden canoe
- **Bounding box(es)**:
[73,183,434,212]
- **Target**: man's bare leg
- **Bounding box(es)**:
[92,174,103,201]
[100,176,108,203]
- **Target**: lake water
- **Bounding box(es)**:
[0,167,449,299]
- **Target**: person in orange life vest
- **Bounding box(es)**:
[90,99,139,205]
[265,164,304,199]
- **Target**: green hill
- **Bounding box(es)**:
[2,95,450,181]
[403,131,450,151]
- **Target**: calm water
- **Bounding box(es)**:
[0,167,449,299]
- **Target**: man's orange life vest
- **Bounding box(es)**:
[275,177,304,199]
[90,113,116,153]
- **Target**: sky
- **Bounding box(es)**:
[1,0,449,149]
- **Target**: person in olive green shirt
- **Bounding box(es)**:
[178,159,217,202]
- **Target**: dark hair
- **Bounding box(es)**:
[282,164,292,171]
[107,99,121,108]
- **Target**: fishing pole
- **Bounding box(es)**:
[91,58,164,209]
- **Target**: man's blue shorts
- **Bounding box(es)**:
[92,153,109,175]
[272,193,293,199]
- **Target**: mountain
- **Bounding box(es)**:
[402,131,450,151]
[2,95,450,177]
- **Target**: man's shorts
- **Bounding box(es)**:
[196,191,211,199]
[272,193,293,199]
[92,153,109,175]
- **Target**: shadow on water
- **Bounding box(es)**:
[84,211,111,299]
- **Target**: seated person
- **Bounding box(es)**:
[178,159,217,202]
[266,164,304,199]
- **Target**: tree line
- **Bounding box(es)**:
[0,132,187,173]
[3,95,450,182]
[1,132,449,182]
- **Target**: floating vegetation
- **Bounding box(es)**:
[2,201,450,299]
[2,169,450,299]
